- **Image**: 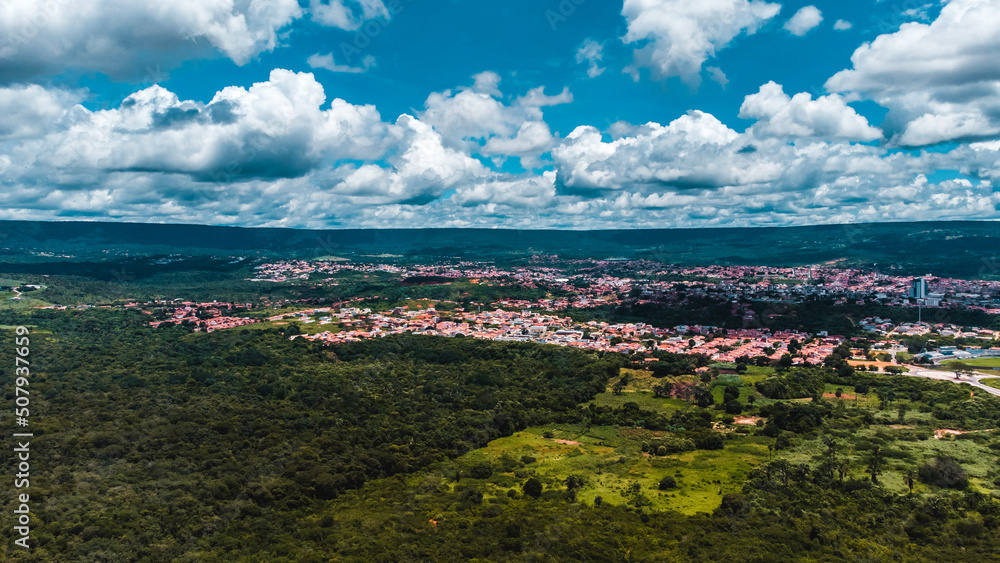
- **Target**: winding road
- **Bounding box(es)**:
[881,347,1000,397]
[903,366,1000,397]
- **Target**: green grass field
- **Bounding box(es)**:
[0,297,51,310]
[588,391,692,414]
[945,357,1000,368]
[454,423,769,515]
[943,358,1000,375]
[981,378,1000,390]
[739,365,775,384]
[711,382,761,405]
[605,369,700,394]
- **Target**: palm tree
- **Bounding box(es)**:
[866,447,884,485]
[773,459,791,487]
[903,468,916,495]
[835,459,849,485]
[897,402,910,424]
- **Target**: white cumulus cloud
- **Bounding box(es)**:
[307,53,376,73]
[621,0,781,87]
[826,0,1000,146]
[0,0,303,82]
[784,6,823,36]
[576,39,606,78]
[309,0,391,30]
[418,72,572,160]
[740,81,882,141]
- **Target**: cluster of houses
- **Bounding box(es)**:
[288,305,841,364]
[244,259,1000,319]
[140,300,260,332]
[132,257,1000,364]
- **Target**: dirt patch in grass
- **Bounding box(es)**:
[733,416,763,425]
[550,438,582,446]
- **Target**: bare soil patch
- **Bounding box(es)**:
[551,438,582,446]
[933,428,996,439]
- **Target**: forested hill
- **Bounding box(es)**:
[5,307,1000,561]
[2,219,1000,276]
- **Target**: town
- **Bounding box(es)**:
[124,257,1000,372]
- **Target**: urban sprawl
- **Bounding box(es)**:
[117,259,1000,369]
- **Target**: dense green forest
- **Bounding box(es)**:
[0,310,613,561]
[4,219,1000,278]
[2,306,1000,561]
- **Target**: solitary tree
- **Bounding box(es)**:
[903,468,916,495]
[694,384,714,408]
[866,447,885,485]
[723,385,740,403]
[565,475,585,492]
[658,475,678,490]
[773,459,791,487]
[951,363,975,380]
[897,403,910,424]
[523,478,543,499]
[652,382,673,399]
[835,459,849,485]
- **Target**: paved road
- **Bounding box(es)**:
[879,347,1000,397]
[904,366,1000,397]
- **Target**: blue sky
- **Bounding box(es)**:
[1,0,997,229]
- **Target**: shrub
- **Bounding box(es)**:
[657,437,696,453]
[715,493,749,517]
[523,478,543,499]
[918,458,968,489]
[774,435,790,450]
[696,434,724,450]
[723,385,740,403]
[758,401,827,433]
[459,487,483,504]
[658,475,678,490]
[469,462,494,479]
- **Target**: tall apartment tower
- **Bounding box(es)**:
[909,277,928,299]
